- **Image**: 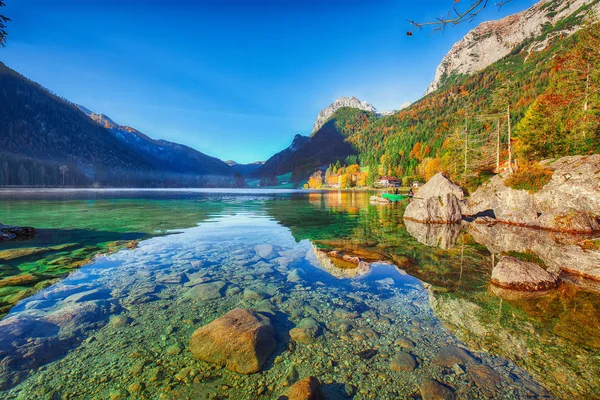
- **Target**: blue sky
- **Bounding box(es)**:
[0,0,534,163]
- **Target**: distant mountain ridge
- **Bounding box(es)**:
[225,160,265,176]
[0,61,233,187]
[426,0,600,94]
[76,105,232,176]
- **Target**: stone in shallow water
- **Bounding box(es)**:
[432,346,477,367]
[390,351,416,372]
[468,364,502,394]
[244,288,269,302]
[183,281,226,301]
[110,315,130,329]
[491,256,558,291]
[157,272,188,285]
[289,318,321,344]
[189,308,276,374]
[255,244,275,259]
[394,336,415,349]
[46,300,114,337]
[279,376,324,400]
[287,268,305,283]
[63,288,110,304]
[420,378,455,400]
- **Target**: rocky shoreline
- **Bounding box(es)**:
[400,156,600,292]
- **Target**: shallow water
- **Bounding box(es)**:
[0,190,598,399]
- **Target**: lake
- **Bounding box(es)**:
[0,190,598,399]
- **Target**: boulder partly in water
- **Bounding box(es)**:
[404,173,464,224]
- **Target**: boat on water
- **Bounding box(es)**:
[381,193,407,202]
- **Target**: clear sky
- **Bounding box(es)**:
[0,0,534,163]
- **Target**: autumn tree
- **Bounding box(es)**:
[366,161,378,187]
[517,20,600,159]
[307,170,323,189]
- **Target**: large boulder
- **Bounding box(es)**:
[490,256,558,291]
[466,221,600,281]
[414,173,465,201]
[465,155,600,233]
[0,224,36,243]
[404,173,464,224]
[189,308,276,374]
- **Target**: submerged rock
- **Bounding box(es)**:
[432,346,477,367]
[404,173,464,224]
[390,351,416,371]
[0,224,36,243]
[279,376,324,400]
[183,281,226,301]
[289,318,321,344]
[255,244,276,259]
[491,256,558,291]
[189,308,276,374]
[420,378,455,400]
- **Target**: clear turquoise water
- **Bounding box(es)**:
[0,190,598,399]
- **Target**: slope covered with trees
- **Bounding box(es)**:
[0,62,233,187]
[255,107,375,182]
[307,9,600,191]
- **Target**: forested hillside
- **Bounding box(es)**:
[255,107,375,182]
[0,63,233,187]
[310,10,600,190]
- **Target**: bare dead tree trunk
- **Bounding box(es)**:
[507,104,513,174]
[496,118,501,173]
[585,61,590,112]
[464,117,469,175]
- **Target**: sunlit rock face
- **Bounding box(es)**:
[404,173,464,224]
[428,286,600,398]
[312,96,377,134]
[426,0,600,95]
[466,221,600,281]
[465,155,600,234]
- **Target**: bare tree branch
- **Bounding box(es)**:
[407,0,513,35]
[0,0,10,47]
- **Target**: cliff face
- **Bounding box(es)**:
[312,96,377,134]
[426,0,600,95]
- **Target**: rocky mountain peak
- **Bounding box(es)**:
[312,96,377,134]
[426,0,600,95]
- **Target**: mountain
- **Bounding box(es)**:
[225,160,265,176]
[303,0,600,191]
[77,105,232,176]
[0,62,161,186]
[256,107,376,181]
[426,0,600,95]
[312,96,378,134]
[0,62,232,187]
